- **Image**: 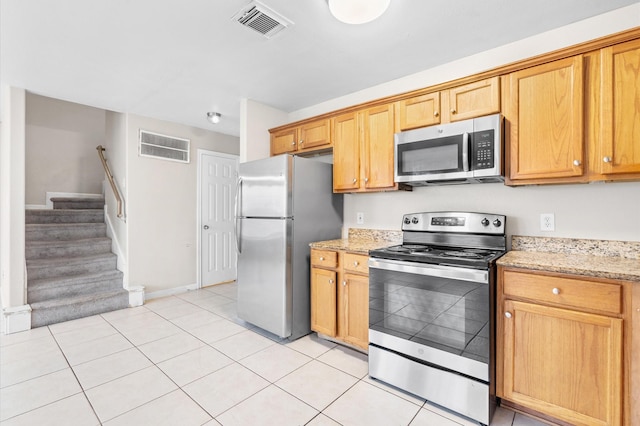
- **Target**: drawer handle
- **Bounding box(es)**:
[552,288,560,295]
[319,256,324,261]
[504,312,512,319]
[353,261,359,267]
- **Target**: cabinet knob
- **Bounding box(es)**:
[552,287,560,295]
[603,156,612,163]
[573,160,581,166]
[319,256,324,261]
[352,178,357,183]
[342,281,347,286]
[329,279,333,284]
[299,140,304,145]
[504,312,512,319]
[291,141,296,146]
[364,177,369,183]
[353,261,359,266]
[450,108,456,114]
[433,111,439,117]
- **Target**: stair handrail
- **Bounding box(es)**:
[96,145,123,218]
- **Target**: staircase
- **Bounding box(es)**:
[26,197,129,328]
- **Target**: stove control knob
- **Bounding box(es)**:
[404,217,411,225]
[481,218,490,227]
[411,217,419,224]
[493,218,502,227]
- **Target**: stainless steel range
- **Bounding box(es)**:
[368,211,506,425]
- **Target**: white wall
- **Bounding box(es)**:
[0,86,26,308]
[245,5,640,243]
[240,98,288,163]
[25,94,106,205]
[104,111,128,279]
[125,114,239,294]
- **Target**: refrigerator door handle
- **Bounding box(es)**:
[234,177,242,254]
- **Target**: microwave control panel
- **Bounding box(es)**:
[471,130,495,170]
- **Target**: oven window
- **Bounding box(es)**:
[369,268,490,363]
[397,135,464,175]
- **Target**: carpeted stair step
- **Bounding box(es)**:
[27,253,117,280]
[30,289,129,328]
[26,237,112,260]
[26,209,104,224]
[26,223,106,241]
[27,270,124,304]
[50,197,104,210]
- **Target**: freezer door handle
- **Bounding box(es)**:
[234,177,242,254]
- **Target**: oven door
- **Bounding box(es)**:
[368,257,491,381]
[394,119,474,182]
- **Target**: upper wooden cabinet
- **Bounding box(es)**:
[333,104,397,193]
[396,77,500,131]
[593,38,640,178]
[503,56,585,183]
[505,38,640,185]
[270,118,331,156]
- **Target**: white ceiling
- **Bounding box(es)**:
[1,0,638,137]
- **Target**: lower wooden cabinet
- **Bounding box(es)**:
[497,267,629,425]
[310,248,369,351]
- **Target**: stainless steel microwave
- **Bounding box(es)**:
[394,113,504,186]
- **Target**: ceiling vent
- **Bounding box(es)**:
[139,130,190,163]
[233,1,292,39]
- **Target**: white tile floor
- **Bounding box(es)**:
[0,283,547,426]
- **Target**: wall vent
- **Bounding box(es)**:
[233,1,292,39]
[139,130,190,163]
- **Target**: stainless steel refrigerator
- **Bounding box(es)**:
[235,154,343,340]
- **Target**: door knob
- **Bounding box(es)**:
[203,225,210,230]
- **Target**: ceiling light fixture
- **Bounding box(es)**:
[206,112,221,124]
[327,0,390,25]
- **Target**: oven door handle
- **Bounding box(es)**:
[368,258,489,283]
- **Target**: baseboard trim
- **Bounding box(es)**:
[2,305,32,334]
[45,192,103,209]
[145,283,198,301]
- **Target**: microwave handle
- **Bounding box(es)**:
[462,132,469,172]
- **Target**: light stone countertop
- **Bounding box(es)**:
[309,228,401,255]
[498,236,640,282]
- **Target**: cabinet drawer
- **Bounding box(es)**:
[502,270,622,315]
[311,249,338,268]
[344,253,369,275]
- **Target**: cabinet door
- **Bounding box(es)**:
[506,56,585,182]
[362,104,396,190]
[599,39,640,175]
[442,76,500,122]
[333,112,361,191]
[397,92,440,131]
[271,127,298,155]
[310,267,337,337]
[300,119,332,151]
[501,300,622,426]
[341,273,369,351]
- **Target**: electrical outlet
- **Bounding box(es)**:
[356,212,364,225]
[540,213,555,231]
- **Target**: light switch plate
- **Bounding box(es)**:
[356,212,364,225]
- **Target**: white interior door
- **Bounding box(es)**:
[200,151,238,286]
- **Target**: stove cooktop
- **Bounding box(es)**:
[369,244,506,268]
